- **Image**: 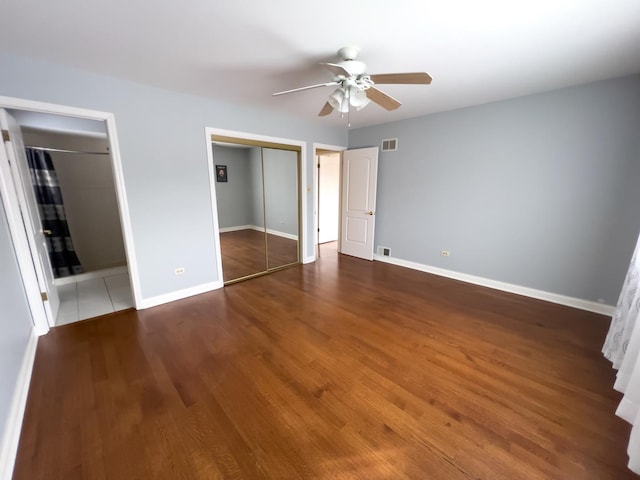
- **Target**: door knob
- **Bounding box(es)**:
[367,211,375,216]
[43,229,52,235]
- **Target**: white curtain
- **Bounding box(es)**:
[603,234,640,473]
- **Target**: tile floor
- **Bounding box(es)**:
[56,273,133,326]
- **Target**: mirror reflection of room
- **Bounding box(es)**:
[263,147,299,271]
[213,142,299,283]
[214,144,266,281]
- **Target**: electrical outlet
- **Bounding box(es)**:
[440,250,450,257]
[174,267,185,275]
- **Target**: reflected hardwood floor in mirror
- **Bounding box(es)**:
[220,229,298,281]
[13,243,636,479]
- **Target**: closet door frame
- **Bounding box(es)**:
[205,128,306,285]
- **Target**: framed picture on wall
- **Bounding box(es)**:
[216,165,228,182]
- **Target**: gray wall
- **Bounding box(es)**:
[0,52,346,300]
[213,145,255,229]
[214,145,299,237]
[248,147,264,228]
[349,75,640,305]
[263,148,299,237]
[0,198,33,451]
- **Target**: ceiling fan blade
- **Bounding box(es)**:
[318,102,333,116]
[273,82,339,96]
[321,62,352,77]
[370,72,432,85]
[366,87,401,111]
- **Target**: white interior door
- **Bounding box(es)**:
[0,109,60,324]
[318,153,340,244]
[340,146,379,260]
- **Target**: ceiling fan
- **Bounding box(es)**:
[273,46,432,118]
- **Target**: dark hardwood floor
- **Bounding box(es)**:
[220,229,298,281]
[13,243,636,479]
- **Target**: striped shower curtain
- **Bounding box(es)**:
[26,148,83,277]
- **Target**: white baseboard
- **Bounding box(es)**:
[0,329,38,480]
[373,254,615,316]
[265,228,298,241]
[54,265,128,286]
[219,225,252,233]
[139,281,223,309]
[220,225,298,241]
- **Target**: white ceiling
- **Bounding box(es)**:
[1,0,639,129]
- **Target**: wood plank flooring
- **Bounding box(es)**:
[13,243,637,479]
[220,229,298,282]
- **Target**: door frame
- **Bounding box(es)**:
[313,143,346,256]
[0,96,141,334]
[1,109,62,324]
[205,127,308,283]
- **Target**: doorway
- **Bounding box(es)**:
[314,144,345,256]
[0,97,139,334]
[317,150,341,245]
[313,145,380,261]
[21,121,133,324]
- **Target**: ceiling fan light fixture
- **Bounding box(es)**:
[349,87,370,110]
[328,88,349,113]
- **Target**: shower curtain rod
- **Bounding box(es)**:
[25,145,110,156]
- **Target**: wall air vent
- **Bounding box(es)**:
[381,138,398,152]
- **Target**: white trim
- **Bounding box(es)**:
[313,143,347,262]
[32,321,48,337]
[207,127,308,279]
[0,330,38,480]
[219,225,298,241]
[104,114,142,310]
[300,141,308,264]
[0,96,113,120]
[0,126,50,335]
[219,225,253,233]
[373,254,615,316]
[138,281,222,309]
[266,228,297,241]
[0,96,142,324]
[54,266,128,286]
[205,128,225,287]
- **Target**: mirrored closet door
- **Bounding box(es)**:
[212,137,300,284]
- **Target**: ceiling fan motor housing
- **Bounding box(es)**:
[337,46,360,61]
[339,60,367,76]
